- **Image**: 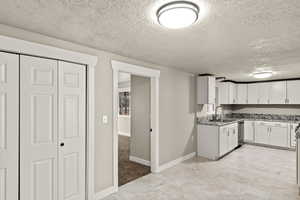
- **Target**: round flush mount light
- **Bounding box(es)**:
[252,71,273,79]
[157,1,200,29]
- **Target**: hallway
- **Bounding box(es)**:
[118,135,150,186]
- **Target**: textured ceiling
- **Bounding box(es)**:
[0,0,300,81]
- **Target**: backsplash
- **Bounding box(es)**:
[225,113,300,122]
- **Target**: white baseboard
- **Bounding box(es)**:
[129,156,150,166]
[118,131,131,137]
[94,186,117,200]
[156,152,196,173]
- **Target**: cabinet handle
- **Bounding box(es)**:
[60,142,65,147]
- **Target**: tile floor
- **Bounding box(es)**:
[104,145,300,200]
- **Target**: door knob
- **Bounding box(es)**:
[60,142,65,147]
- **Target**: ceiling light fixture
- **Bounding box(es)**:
[157,1,199,29]
[252,71,273,79]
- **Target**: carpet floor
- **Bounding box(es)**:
[118,135,150,186]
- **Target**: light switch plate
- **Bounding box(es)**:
[102,115,108,124]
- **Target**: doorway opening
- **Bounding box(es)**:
[112,60,160,190]
[117,72,151,186]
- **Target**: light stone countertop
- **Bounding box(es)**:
[198,118,300,127]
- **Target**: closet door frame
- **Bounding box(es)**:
[0,35,97,200]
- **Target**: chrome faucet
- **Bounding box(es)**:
[215,106,223,121]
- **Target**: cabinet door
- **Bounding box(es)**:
[286,80,300,104]
[20,56,58,200]
[0,52,19,200]
[228,82,236,104]
[237,84,247,104]
[258,82,270,104]
[244,121,254,142]
[290,123,298,148]
[255,122,269,144]
[197,76,216,104]
[229,124,238,150]
[269,125,288,147]
[58,62,86,200]
[247,83,259,104]
[219,127,228,156]
[208,76,216,104]
[269,81,286,104]
[219,82,229,105]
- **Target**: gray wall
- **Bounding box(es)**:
[0,24,197,193]
[130,75,151,161]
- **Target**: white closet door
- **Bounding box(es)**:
[20,56,58,200]
[0,52,19,200]
[58,61,86,200]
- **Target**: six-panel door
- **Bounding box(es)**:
[58,61,86,200]
[20,56,86,200]
[0,52,19,200]
[20,56,59,200]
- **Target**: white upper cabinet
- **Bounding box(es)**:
[269,81,286,104]
[286,80,300,104]
[197,76,216,104]
[236,84,247,104]
[218,80,295,105]
[219,82,229,105]
[258,82,271,104]
[228,82,237,104]
[247,83,259,104]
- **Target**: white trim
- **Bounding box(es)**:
[118,86,130,92]
[112,60,160,78]
[129,156,151,167]
[112,60,160,192]
[0,35,97,200]
[156,152,196,173]
[87,66,96,200]
[0,35,97,67]
[94,186,117,200]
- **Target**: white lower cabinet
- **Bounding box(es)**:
[219,126,228,157]
[197,123,238,160]
[219,123,238,157]
[244,121,255,142]
[254,121,288,148]
[269,124,288,147]
[255,122,269,144]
